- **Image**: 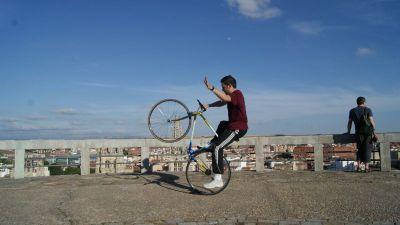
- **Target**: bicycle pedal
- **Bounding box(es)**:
[205,169,211,176]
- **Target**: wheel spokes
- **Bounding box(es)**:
[148,99,191,142]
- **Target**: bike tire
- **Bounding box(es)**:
[148,99,192,143]
[185,151,231,195]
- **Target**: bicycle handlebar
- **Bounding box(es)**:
[197,99,207,112]
[170,100,205,122]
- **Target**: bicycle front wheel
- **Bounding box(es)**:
[185,151,231,195]
[148,99,192,143]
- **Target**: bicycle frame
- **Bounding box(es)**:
[186,109,218,161]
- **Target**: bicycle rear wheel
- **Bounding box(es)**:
[148,99,192,143]
[185,151,231,195]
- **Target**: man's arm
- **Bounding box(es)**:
[204,77,232,102]
[347,119,352,134]
[205,100,226,109]
[370,116,378,141]
[369,116,376,130]
[212,88,231,102]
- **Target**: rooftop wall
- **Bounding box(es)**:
[1,132,399,179]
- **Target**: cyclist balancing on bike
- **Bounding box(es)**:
[203,75,248,189]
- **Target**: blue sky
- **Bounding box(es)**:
[0,0,399,140]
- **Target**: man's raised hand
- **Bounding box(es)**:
[204,76,213,90]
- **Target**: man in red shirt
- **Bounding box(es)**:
[203,75,248,188]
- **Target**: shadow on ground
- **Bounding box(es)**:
[106,171,206,195]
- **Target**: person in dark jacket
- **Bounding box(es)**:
[347,96,376,172]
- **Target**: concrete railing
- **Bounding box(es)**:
[1,133,399,179]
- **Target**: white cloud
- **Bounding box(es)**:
[53,108,78,115]
[249,85,400,116]
[290,21,349,35]
[0,120,73,132]
[78,82,118,88]
[227,0,281,20]
[128,83,400,135]
[2,83,400,139]
[290,21,324,35]
[25,116,47,121]
[244,85,400,135]
[356,47,374,56]
[246,88,352,122]
[0,118,19,123]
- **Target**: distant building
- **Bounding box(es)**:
[0,163,11,178]
[128,147,141,156]
[0,150,15,159]
[96,147,140,174]
[24,167,50,177]
[24,151,50,177]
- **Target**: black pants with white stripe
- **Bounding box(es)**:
[209,121,247,174]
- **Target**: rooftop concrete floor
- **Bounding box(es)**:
[0,171,399,225]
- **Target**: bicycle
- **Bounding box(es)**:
[148,99,231,194]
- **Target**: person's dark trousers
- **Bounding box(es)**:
[357,134,373,163]
[209,121,247,174]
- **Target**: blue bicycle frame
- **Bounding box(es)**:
[186,103,219,162]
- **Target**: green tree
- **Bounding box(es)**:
[64,167,81,175]
[0,159,13,165]
[49,164,63,175]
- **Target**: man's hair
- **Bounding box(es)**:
[357,96,366,105]
[221,75,237,88]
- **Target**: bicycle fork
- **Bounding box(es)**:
[194,158,211,176]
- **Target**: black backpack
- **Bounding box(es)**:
[358,107,373,135]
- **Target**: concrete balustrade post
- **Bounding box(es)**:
[380,142,391,172]
[80,143,90,175]
[14,141,25,179]
[255,137,264,172]
[314,143,324,172]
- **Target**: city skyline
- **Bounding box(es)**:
[1,0,400,139]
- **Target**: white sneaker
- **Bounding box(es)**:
[200,142,214,150]
[203,174,223,189]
